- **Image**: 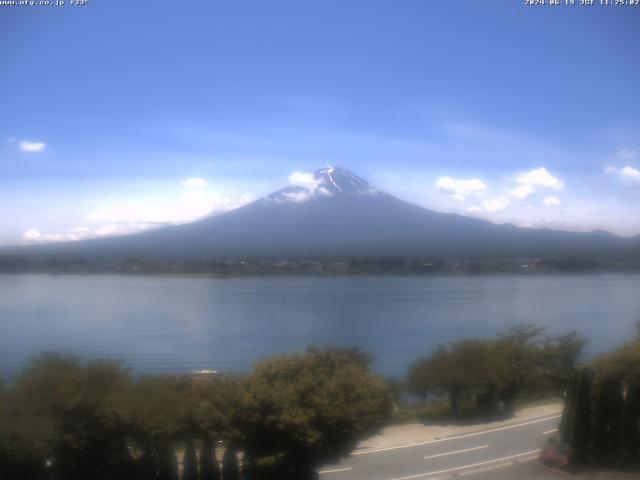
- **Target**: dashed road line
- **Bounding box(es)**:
[385,449,542,480]
[423,445,488,460]
[319,467,353,475]
[352,415,561,456]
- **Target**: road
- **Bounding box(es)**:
[317,414,561,480]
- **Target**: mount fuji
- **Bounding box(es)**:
[3,167,639,260]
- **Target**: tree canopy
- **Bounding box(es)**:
[0,347,393,480]
[407,325,586,416]
[239,347,393,478]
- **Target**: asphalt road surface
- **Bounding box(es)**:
[317,414,561,480]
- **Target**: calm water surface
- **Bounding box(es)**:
[1,273,639,379]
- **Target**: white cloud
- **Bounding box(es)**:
[22,184,255,245]
[271,171,335,204]
[288,171,321,190]
[22,223,161,244]
[93,224,122,237]
[620,166,640,183]
[543,196,561,207]
[281,190,313,203]
[468,198,509,213]
[509,184,535,200]
[436,176,487,200]
[23,229,44,242]
[516,167,564,191]
[482,198,509,212]
[22,229,83,243]
[605,165,640,185]
[86,191,252,225]
[509,167,564,199]
[19,140,46,153]
[183,177,208,189]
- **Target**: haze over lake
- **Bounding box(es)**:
[1,273,639,380]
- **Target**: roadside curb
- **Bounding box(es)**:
[353,403,564,455]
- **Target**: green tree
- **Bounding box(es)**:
[542,331,586,392]
[129,375,185,440]
[6,353,134,480]
[129,375,187,479]
[188,375,242,479]
[239,347,393,479]
[190,375,243,442]
[407,360,430,401]
[408,340,495,415]
[0,376,51,480]
[408,326,585,416]
[491,325,547,409]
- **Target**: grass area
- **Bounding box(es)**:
[391,399,454,425]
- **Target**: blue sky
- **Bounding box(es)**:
[1,0,639,245]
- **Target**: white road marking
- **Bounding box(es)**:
[423,445,487,460]
[455,454,540,477]
[386,449,542,480]
[318,467,353,474]
[352,415,561,455]
[543,429,558,435]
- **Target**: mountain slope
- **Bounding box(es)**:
[4,167,638,260]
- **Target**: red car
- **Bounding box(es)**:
[540,437,570,468]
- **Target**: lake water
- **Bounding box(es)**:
[1,273,639,380]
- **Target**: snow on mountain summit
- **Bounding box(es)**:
[264,167,379,204]
[313,166,375,195]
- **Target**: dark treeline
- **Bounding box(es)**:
[1,254,640,276]
[560,328,640,469]
[0,348,393,480]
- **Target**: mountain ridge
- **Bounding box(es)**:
[2,167,639,262]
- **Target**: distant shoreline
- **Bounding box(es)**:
[2,253,640,277]
[1,267,639,279]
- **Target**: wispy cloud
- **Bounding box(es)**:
[268,171,332,203]
[85,191,252,225]
[22,224,159,244]
[436,177,486,201]
[516,167,564,190]
[543,196,561,207]
[183,177,208,189]
[605,165,640,185]
[288,171,320,190]
[18,140,46,153]
[509,167,564,199]
[22,179,254,244]
[482,198,509,212]
[468,198,509,213]
[509,184,535,200]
